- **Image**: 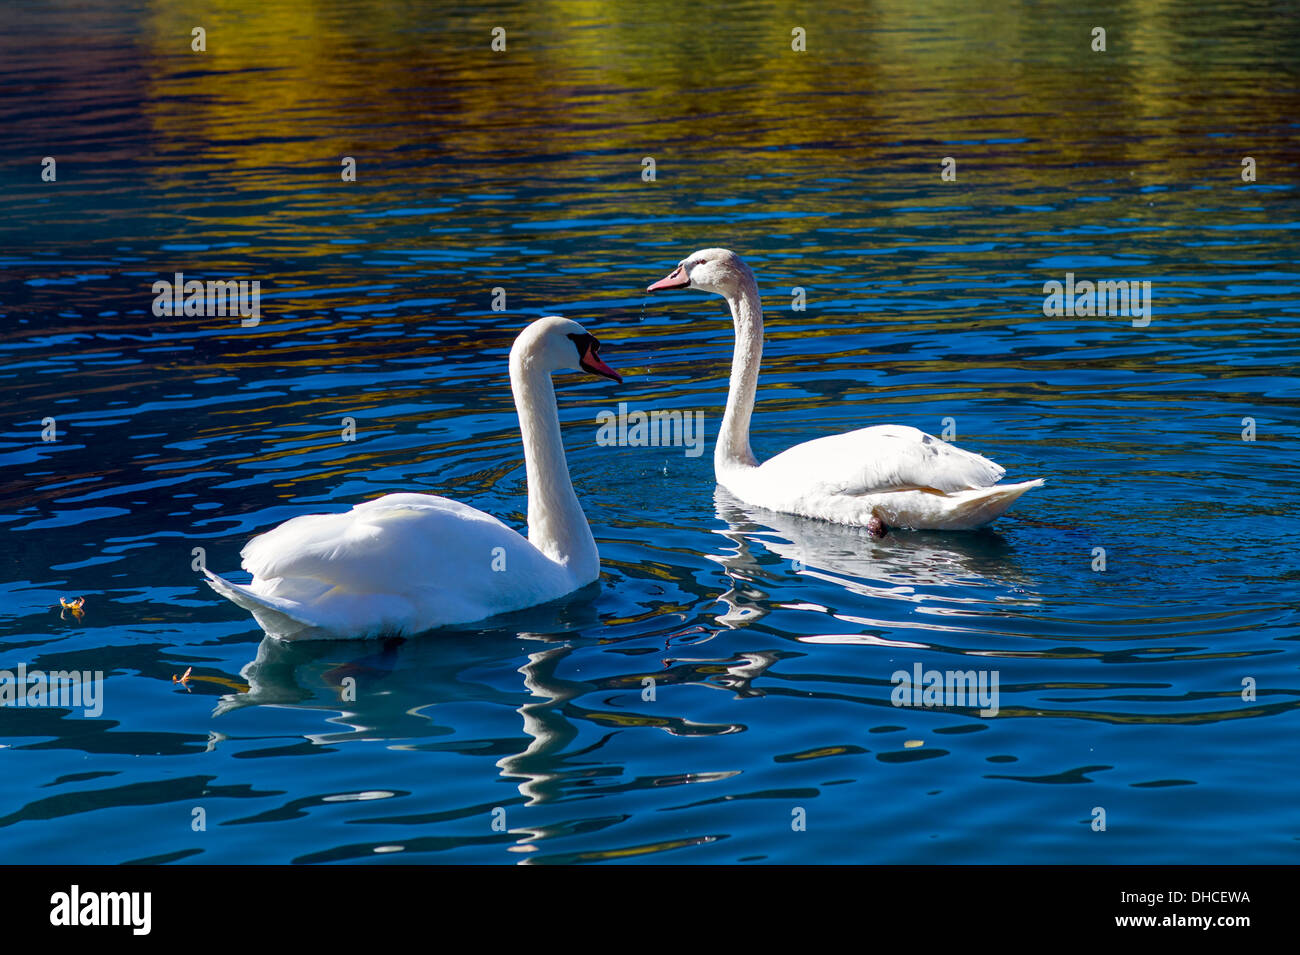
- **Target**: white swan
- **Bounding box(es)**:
[648,249,1042,532]
[204,316,622,640]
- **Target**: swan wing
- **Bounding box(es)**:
[230,492,576,634]
[758,425,1006,495]
[241,493,521,587]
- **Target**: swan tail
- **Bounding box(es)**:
[203,570,321,638]
[942,478,1044,529]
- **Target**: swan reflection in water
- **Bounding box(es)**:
[207,590,761,859]
[210,591,606,739]
[709,487,1040,641]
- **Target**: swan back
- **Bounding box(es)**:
[232,493,580,637]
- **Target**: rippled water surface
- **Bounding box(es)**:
[1,0,1298,864]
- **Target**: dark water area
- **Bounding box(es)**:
[0,1,1297,863]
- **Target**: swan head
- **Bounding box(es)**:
[511,316,622,383]
[647,248,753,297]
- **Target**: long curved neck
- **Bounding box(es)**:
[717,270,763,472]
[509,359,598,581]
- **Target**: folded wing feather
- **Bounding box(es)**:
[757,425,1005,497]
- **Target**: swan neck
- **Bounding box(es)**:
[718,272,762,471]
[510,359,598,581]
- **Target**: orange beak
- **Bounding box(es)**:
[647,264,691,291]
[579,341,622,383]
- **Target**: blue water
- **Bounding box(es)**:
[1,0,1298,863]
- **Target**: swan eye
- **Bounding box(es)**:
[566,331,596,358]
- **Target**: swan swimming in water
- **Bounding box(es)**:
[648,248,1042,532]
[205,316,622,640]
